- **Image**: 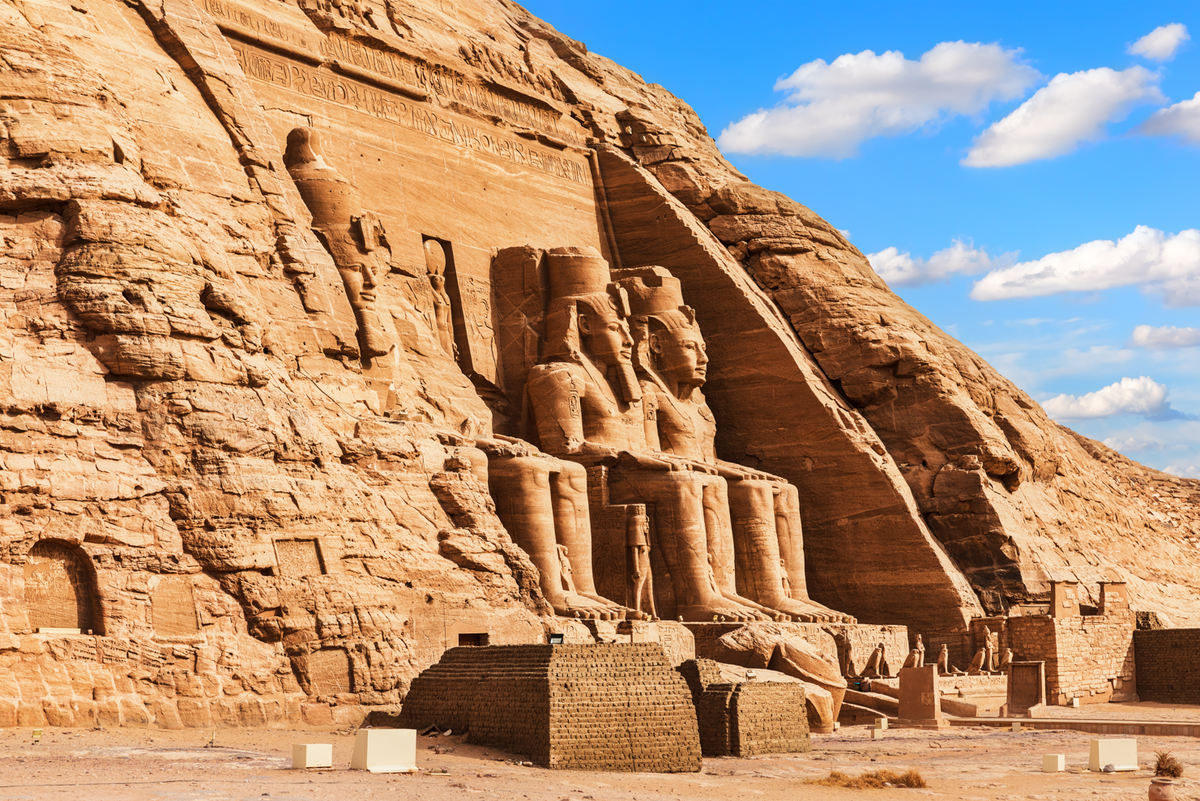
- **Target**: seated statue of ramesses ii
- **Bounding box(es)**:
[524,248,771,622]
[615,267,851,623]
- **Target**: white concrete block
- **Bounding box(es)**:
[351,728,417,773]
[874,718,888,730]
[292,743,333,769]
[1042,754,1065,773]
[1011,722,1022,732]
[1088,739,1137,772]
[869,728,885,740]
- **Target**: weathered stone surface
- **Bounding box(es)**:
[1,0,1197,731]
[400,643,702,771]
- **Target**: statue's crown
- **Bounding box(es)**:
[546,246,612,301]
[614,266,685,316]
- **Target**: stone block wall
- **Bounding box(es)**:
[1006,611,1135,705]
[677,659,809,757]
[1134,629,1200,704]
[400,643,701,772]
[727,682,810,756]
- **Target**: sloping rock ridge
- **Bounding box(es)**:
[0,0,1195,727]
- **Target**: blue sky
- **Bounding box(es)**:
[522,1,1200,478]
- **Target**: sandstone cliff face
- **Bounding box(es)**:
[594,93,1200,625]
[1,0,1197,727]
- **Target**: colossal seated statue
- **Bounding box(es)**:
[284,127,391,360]
[524,247,776,623]
[482,433,632,620]
[615,267,851,624]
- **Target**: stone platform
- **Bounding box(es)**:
[398,643,701,772]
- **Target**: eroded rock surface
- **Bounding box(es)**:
[1,0,1196,727]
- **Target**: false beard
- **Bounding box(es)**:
[611,362,642,404]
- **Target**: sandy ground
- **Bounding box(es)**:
[1,710,1197,801]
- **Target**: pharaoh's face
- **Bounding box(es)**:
[653,326,708,387]
[578,301,633,369]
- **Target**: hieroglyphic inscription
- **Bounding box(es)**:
[203,0,577,143]
[232,42,591,186]
[450,273,496,383]
[202,0,320,55]
[320,33,572,141]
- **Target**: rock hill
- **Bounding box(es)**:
[0,0,1195,727]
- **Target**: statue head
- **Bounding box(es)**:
[541,247,639,402]
[616,267,708,390]
[424,238,447,276]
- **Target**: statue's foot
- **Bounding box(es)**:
[759,597,843,623]
[678,603,771,623]
[554,592,626,621]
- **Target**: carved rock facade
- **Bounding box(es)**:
[0,0,1196,727]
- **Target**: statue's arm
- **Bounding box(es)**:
[526,364,604,458]
[712,458,777,481]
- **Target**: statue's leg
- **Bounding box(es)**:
[728,479,844,622]
[488,456,615,619]
[610,469,768,622]
[771,481,854,622]
[774,481,807,598]
[550,459,603,603]
[702,477,783,620]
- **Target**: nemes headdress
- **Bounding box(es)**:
[540,246,640,403]
[614,266,696,330]
[541,246,632,362]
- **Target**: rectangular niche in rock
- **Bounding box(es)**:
[24,539,101,634]
[457,633,489,646]
[306,648,354,696]
[151,576,199,636]
[274,538,326,578]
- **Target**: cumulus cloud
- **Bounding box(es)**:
[1043,376,1182,420]
[1130,325,1200,349]
[1166,464,1200,479]
[962,67,1164,167]
[1138,91,1200,143]
[1103,435,1165,452]
[867,239,1016,287]
[717,42,1040,158]
[1128,23,1190,61]
[970,226,1200,307]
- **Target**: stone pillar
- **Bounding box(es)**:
[1049,581,1080,618]
[895,665,948,729]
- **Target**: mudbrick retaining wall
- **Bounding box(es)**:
[1134,629,1200,704]
[399,643,701,772]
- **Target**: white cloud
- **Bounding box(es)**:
[1103,435,1165,452]
[1128,23,1190,61]
[1130,325,1200,349]
[717,42,1040,158]
[970,226,1200,307]
[868,239,1016,287]
[1166,464,1200,479]
[962,67,1164,167]
[1138,91,1200,143]
[1043,376,1179,420]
